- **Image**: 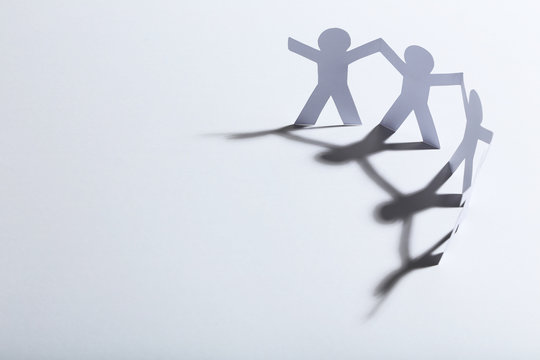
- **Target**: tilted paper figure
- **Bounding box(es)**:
[288,28,381,126]
[448,86,493,192]
[378,85,494,220]
[378,41,463,148]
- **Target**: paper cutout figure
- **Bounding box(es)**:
[289,28,381,126]
[448,86,493,192]
[379,41,463,148]
[379,86,494,222]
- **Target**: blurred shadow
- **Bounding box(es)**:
[366,222,452,318]
[226,116,486,317]
[317,124,434,165]
[377,163,462,223]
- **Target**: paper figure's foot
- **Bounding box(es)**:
[342,120,362,126]
[422,138,440,149]
[378,121,399,132]
[293,121,312,127]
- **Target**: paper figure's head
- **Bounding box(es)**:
[468,90,483,124]
[404,46,434,74]
[318,28,351,52]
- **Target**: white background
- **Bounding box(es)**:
[1,1,539,359]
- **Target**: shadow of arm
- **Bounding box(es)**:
[358,159,401,198]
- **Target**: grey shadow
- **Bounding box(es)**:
[376,163,463,223]
[367,222,452,318]
[227,124,461,313]
[317,124,434,165]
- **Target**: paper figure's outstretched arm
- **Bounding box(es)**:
[288,37,320,62]
[379,40,407,75]
[346,38,382,63]
[430,72,464,86]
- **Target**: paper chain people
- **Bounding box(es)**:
[229,29,493,312]
[289,28,465,148]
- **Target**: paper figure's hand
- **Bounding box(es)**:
[346,38,383,63]
[288,37,320,62]
[379,39,407,75]
[479,128,494,144]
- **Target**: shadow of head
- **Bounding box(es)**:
[375,190,463,223]
[376,197,420,223]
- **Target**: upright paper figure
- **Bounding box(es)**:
[288,28,381,126]
[448,86,493,192]
[379,41,463,148]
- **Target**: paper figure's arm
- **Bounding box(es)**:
[346,38,382,63]
[379,40,407,75]
[478,127,493,144]
[288,37,320,62]
[430,73,463,86]
[460,82,470,118]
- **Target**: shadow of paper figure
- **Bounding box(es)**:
[378,41,463,149]
[227,125,460,306]
[226,119,491,315]
[289,28,381,126]
[227,125,299,140]
[367,221,452,317]
[375,220,451,296]
[377,163,463,222]
[318,124,434,165]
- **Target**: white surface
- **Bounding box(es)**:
[0,1,539,359]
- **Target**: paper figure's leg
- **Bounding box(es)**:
[332,86,361,125]
[448,145,466,173]
[380,96,412,132]
[414,105,440,149]
[462,157,474,192]
[295,86,330,126]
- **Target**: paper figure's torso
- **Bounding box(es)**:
[401,75,430,104]
[317,57,348,88]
